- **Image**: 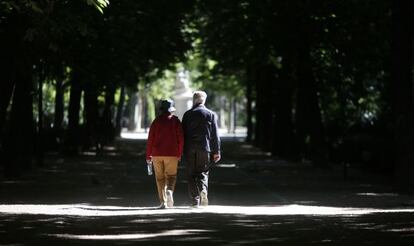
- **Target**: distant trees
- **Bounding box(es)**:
[190,0,408,178]
[0,0,194,178]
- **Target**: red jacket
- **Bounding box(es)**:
[146,113,184,160]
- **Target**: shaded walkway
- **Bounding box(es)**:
[1,137,414,245]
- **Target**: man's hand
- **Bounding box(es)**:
[213,153,221,163]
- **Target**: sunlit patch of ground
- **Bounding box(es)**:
[1,204,414,217]
[49,229,212,240]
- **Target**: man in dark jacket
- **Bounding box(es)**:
[146,99,184,209]
[182,91,221,207]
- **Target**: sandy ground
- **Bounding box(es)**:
[1,136,414,245]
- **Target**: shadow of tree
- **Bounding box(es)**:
[1,138,414,245]
[1,208,414,245]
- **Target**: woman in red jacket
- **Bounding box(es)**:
[146,99,184,209]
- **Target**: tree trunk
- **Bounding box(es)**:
[246,81,253,142]
[142,91,149,132]
[0,68,14,144]
[272,58,295,159]
[233,98,237,133]
[128,90,139,131]
[115,85,125,136]
[36,70,44,167]
[84,82,99,151]
[392,0,414,188]
[103,84,116,142]
[228,97,235,134]
[54,76,64,132]
[295,31,328,166]
[254,64,275,151]
[220,96,226,129]
[3,61,34,178]
[0,21,16,146]
[67,73,82,155]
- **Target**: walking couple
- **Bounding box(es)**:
[145,90,221,209]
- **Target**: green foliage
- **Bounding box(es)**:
[184,41,245,99]
[86,0,109,13]
[309,0,391,132]
[146,70,176,101]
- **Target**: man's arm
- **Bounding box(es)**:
[210,112,221,162]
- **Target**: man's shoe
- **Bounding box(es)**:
[200,191,208,206]
[166,190,174,208]
[190,203,199,209]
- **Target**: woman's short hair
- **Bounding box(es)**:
[193,90,207,105]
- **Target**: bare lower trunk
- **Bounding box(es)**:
[254,64,274,151]
[103,84,116,142]
[0,73,14,144]
[54,76,64,132]
[246,81,253,142]
[295,34,328,166]
[392,0,414,188]
[67,72,82,155]
[84,83,99,151]
[36,70,44,167]
[115,85,125,136]
[272,57,295,159]
[3,61,34,178]
[227,98,235,133]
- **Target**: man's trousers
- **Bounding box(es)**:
[184,149,210,205]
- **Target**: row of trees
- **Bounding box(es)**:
[0,0,413,187]
[0,0,195,177]
[191,0,413,186]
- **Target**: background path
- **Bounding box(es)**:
[1,137,414,245]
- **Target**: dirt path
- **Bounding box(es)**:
[1,137,414,245]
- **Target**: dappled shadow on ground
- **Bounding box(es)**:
[1,204,414,245]
[1,137,414,245]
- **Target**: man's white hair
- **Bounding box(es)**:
[193,90,207,105]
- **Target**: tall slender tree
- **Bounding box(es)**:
[392,0,414,188]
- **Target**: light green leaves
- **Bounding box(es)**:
[86,0,109,13]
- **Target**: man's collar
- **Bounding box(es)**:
[193,103,205,109]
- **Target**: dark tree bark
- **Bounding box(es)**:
[295,32,328,166]
[54,74,64,133]
[36,68,45,167]
[115,85,126,136]
[272,57,295,159]
[84,82,99,151]
[103,84,116,142]
[254,63,275,151]
[67,72,83,154]
[392,0,414,188]
[3,61,34,178]
[232,97,237,133]
[0,64,14,143]
[0,17,17,146]
[246,81,253,142]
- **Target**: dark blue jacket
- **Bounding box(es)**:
[182,104,221,154]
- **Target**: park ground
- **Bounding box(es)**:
[1,132,414,245]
